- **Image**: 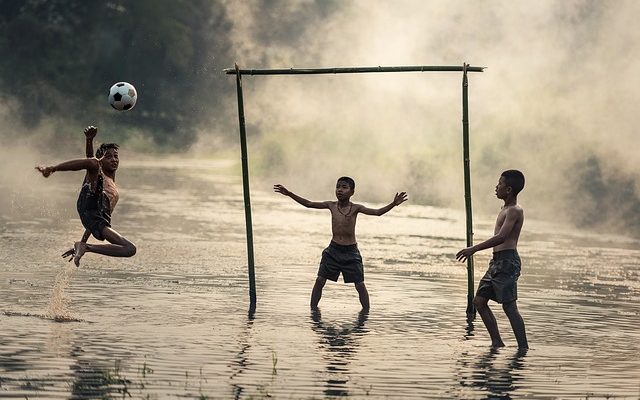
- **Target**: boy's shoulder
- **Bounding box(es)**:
[502,203,524,217]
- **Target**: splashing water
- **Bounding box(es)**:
[46,264,79,322]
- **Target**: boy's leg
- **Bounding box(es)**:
[503,300,528,349]
[311,276,327,309]
[473,295,505,348]
[354,281,369,311]
[74,227,136,266]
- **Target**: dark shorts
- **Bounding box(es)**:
[76,183,111,241]
[476,249,521,304]
[318,241,364,284]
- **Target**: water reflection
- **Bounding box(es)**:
[230,313,255,399]
[0,337,31,373]
[69,354,131,400]
[309,309,369,397]
[457,347,528,399]
[47,321,73,357]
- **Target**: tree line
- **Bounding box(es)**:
[0,0,232,148]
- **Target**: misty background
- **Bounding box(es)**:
[1,0,639,236]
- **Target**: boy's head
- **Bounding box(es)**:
[97,143,120,172]
[497,169,525,199]
[335,176,355,200]
[96,143,119,158]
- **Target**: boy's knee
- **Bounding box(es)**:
[125,241,137,257]
[473,296,488,309]
[354,281,367,291]
[502,300,518,313]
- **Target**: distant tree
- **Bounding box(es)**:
[570,155,640,235]
[0,0,231,147]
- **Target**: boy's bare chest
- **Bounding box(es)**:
[330,206,357,231]
[102,176,119,210]
[494,210,507,233]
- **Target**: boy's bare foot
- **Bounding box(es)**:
[491,341,506,349]
[61,248,75,261]
[73,242,86,267]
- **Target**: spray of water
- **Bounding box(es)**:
[46,264,78,322]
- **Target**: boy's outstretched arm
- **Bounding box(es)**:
[84,126,97,158]
[455,207,520,262]
[36,158,98,177]
[358,192,408,216]
[274,184,329,209]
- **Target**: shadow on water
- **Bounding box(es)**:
[309,308,369,397]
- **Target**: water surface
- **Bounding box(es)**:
[1,159,638,399]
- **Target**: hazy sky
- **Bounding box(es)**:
[2,0,638,234]
[216,0,640,231]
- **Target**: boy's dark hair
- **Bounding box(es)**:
[501,169,525,196]
[337,176,355,190]
[96,143,119,158]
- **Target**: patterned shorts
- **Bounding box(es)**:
[476,249,521,304]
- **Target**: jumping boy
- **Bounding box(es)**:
[456,170,528,350]
[36,130,136,267]
[274,177,407,311]
[61,126,98,262]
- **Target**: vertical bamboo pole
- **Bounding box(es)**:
[235,63,257,312]
[462,63,476,321]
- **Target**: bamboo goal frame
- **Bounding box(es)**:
[224,63,484,320]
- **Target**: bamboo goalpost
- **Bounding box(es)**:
[225,63,484,320]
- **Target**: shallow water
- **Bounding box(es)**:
[1,158,639,399]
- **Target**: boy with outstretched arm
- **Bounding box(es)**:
[456,170,528,350]
[36,132,136,267]
[274,177,407,311]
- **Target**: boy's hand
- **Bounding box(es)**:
[84,126,97,140]
[456,247,476,263]
[273,184,291,196]
[393,192,408,206]
[35,165,54,177]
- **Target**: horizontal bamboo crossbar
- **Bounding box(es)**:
[224,65,485,75]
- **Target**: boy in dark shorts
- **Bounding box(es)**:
[274,177,407,310]
[456,170,528,350]
[36,130,136,267]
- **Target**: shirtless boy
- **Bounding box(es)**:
[274,177,407,310]
[456,170,528,350]
[36,131,136,266]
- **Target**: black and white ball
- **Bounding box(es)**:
[108,82,137,111]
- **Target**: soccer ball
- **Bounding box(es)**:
[108,82,137,111]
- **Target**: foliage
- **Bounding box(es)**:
[570,155,640,235]
[0,0,231,148]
